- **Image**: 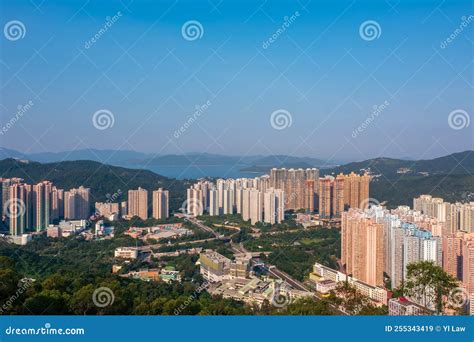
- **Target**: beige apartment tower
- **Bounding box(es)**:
[341,209,384,286]
[152,188,169,219]
[64,186,90,220]
[128,187,148,220]
[462,234,474,294]
[318,177,332,218]
[318,175,345,218]
[343,172,371,209]
[269,167,319,211]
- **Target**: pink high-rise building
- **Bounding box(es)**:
[341,209,384,286]
[462,234,474,294]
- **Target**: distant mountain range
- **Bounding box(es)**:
[141,153,333,170]
[0,148,341,170]
[0,148,150,165]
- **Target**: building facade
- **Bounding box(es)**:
[128,187,148,220]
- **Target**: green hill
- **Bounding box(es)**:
[371,174,474,208]
[0,159,190,211]
[322,150,474,179]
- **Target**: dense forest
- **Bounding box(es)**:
[0,240,341,315]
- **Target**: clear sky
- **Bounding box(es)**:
[0,0,472,162]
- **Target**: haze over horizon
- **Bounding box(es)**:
[1,0,472,162]
[1,145,473,164]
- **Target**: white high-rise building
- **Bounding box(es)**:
[223,189,234,215]
[403,232,442,280]
[152,188,169,219]
[242,188,251,222]
[217,179,225,210]
[264,191,276,224]
[209,189,219,216]
[422,237,442,264]
[186,188,204,217]
[185,179,287,225]
[264,188,285,224]
[414,194,474,233]
[235,188,243,214]
[249,189,262,225]
[389,226,405,289]
[403,236,421,280]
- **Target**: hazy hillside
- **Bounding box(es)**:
[321,151,474,179]
[371,174,474,207]
[0,158,190,211]
[0,148,340,170]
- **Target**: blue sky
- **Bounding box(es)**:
[0,0,472,161]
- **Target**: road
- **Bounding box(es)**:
[120,215,349,314]
[186,217,221,238]
[261,262,347,314]
[266,265,311,293]
[137,237,217,251]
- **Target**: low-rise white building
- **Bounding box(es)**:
[316,279,336,294]
[114,247,138,259]
[388,297,431,315]
[309,262,388,304]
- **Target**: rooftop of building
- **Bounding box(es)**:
[200,250,231,263]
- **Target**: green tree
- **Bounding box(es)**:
[280,297,335,315]
[24,290,70,315]
[0,268,21,303]
[0,256,15,269]
[69,284,97,315]
[41,273,70,292]
[329,281,376,315]
[404,260,459,313]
